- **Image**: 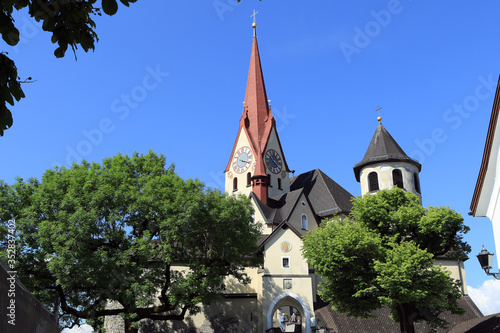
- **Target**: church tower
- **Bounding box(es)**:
[353,117,422,199]
[224,22,290,202]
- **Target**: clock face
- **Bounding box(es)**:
[232,146,253,173]
[265,149,283,174]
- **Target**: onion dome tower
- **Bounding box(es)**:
[353,116,422,199]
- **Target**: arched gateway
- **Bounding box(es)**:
[267,292,311,333]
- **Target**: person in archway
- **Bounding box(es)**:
[290,311,296,324]
[280,313,286,332]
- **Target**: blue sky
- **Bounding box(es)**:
[3,0,500,322]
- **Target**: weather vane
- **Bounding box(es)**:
[376,106,382,122]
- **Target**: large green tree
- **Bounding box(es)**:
[0,151,262,332]
[302,188,470,333]
[0,0,138,136]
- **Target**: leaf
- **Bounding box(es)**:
[102,0,118,16]
[54,44,68,58]
[0,104,13,136]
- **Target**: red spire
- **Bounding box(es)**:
[240,36,275,156]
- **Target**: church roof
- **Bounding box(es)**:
[258,219,304,248]
[252,169,353,226]
[241,34,273,153]
[290,169,353,217]
[315,296,483,333]
[251,188,305,225]
[353,122,421,181]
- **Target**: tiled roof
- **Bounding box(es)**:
[448,313,500,332]
[290,169,353,217]
[314,296,483,333]
[353,122,421,181]
[252,188,304,225]
[253,169,353,226]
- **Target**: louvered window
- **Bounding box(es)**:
[368,172,379,192]
[414,173,421,194]
[392,169,403,189]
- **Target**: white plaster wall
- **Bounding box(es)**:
[359,162,422,200]
[434,259,468,295]
[286,193,317,234]
[263,228,308,276]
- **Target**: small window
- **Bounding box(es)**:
[392,169,403,189]
[247,172,252,186]
[301,214,308,230]
[233,177,238,191]
[282,257,290,268]
[414,173,421,194]
[267,174,272,187]
[301,201,306,207]
[278,178,282,190]
[368,172,379,192]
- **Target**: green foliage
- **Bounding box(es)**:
[302,188,470,331]
[0,151,262,329]
[0,0,138,136]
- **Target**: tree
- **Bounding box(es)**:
[0,151,262,332]
[302,188,470,333]
[0,0,139,136]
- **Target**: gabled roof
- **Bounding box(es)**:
[470,75,500,216]
[251,188,304,225]
[252,169,353,225]
[353,122,421,181]
[315,296,483,333]
[290,169,353,217]
[258,219,304,249]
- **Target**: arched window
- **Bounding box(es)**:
[414,172,421,194]
[278,178,282,190]
[368,172,379,192]
[233,177,238,191]
[301,214,308,230]
[392,169,403,189]
[247,172,252,186]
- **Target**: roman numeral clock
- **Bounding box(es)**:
[232,146,253,174]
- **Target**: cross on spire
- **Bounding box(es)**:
[251,10,258,36]
[376,106,382,122]
[251,10,258,24]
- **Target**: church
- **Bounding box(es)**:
[106,22,483,333]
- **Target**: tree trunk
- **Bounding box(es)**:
[397,303,416,333]
[124,318,139,333]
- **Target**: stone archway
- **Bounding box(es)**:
[266,292,311,333]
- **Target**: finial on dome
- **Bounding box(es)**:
[251,10,258,36]
[376,106,382,122]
